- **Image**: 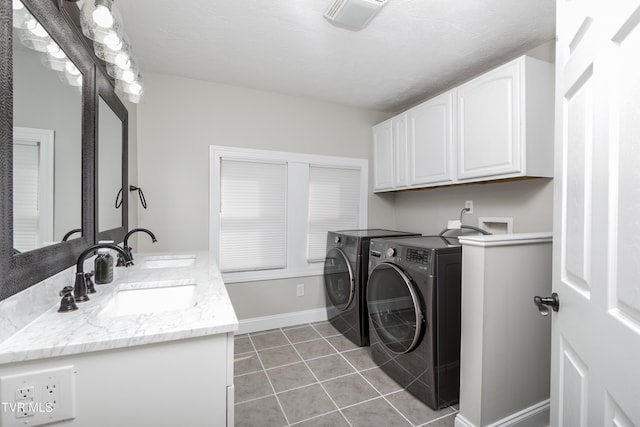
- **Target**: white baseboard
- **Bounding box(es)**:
[236,308,328,335]
[455,400,550,427]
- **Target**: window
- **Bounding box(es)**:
[13,127,54,252]
[210,146,367,282]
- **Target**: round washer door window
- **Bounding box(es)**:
[324,247,355,310]
[367,262,422,354]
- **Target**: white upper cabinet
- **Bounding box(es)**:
[456,56,554,181]
[372,119,394,191]
[408,91,455,186]
[392,114,409,189]
[372,55,554,193]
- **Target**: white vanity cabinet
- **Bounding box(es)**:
[372,55,554,193]
[456,56,554,181]
[407,91,455,186]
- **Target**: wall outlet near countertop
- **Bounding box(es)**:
[296,284,305,297]
[0,366,76,427]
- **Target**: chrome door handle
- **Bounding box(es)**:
[534,293,559,316]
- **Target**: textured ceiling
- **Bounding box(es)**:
[115,0,555,113]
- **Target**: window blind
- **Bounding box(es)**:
[307,165,361,262]
[13,141,40,252]
[219,159,287,272]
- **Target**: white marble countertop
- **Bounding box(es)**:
[0,251,238,364]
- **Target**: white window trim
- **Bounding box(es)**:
[13,127,55,248]
[210,145,368,283]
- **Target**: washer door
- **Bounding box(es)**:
[324,247,355,310]
[367,262,423,354]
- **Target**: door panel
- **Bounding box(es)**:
[553,0,640,425]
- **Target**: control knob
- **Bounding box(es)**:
[334,236,341,244]
[386,247,397,257]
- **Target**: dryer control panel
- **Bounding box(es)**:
[406,248,431,265]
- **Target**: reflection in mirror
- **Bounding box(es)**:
[98,96,123,232]
[12,1,82,252]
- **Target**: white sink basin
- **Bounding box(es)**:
[99,280,198,317]
[140,254,196,269]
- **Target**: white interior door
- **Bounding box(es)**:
[551,0,640,425]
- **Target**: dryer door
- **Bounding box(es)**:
[324,247,355,310]
[367,262,422,354]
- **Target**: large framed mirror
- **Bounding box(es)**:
[0,0,117,300]
[96,68,127,244]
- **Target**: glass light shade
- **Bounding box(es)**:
[40,50,69,72]
[13,8,37,30]
[116,74,144,103]
[18,27,57,53]
[93,34,132,65]
[58,68,83,87]
[80,0,124,43]
[106,57,139,82]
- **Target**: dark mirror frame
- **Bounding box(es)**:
[0,0,128,300]
[95,69,128,245]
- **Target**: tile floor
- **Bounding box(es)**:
[234,321,458,427]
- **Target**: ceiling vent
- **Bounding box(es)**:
[324,0,388,30]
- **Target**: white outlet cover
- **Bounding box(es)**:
[0,366,76,427]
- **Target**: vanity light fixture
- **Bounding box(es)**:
[79,0,143,103]
[12,0,83,89]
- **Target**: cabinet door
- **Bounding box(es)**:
[457,59,522,180]
[392,114,409,189]
[408,91,455,186]
[372,120,394,191]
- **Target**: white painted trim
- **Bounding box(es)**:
[236,308,328,335]
[455,400,550,427]
[459,232,552,247]
[455,414,474,427]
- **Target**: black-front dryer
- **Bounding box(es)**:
[367,235,462,410]
[324,229,419,347]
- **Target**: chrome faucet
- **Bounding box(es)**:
[74,243,133,302]
[117,228,158,266]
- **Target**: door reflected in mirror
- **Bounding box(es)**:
[98,97,123,232]
[12,3,82,252]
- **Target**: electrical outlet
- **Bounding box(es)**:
[0,366,76,427]
[464,200,473,214]
[296,283,305,297]
[43,380,60,410]
[15,386,34,401]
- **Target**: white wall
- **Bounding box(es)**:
[386,178,554,236]
[135,73,392,320]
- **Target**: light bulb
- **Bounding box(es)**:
[115,52,130,69]
[49,48,67,59]
[46,42,60,54]
[103,32,122,50]
[12,0,24,10]
[65,61,80,76]
[92,5,114,28]
[29,22,48,38]
[129,82,142,95]
[121,69,135,82]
